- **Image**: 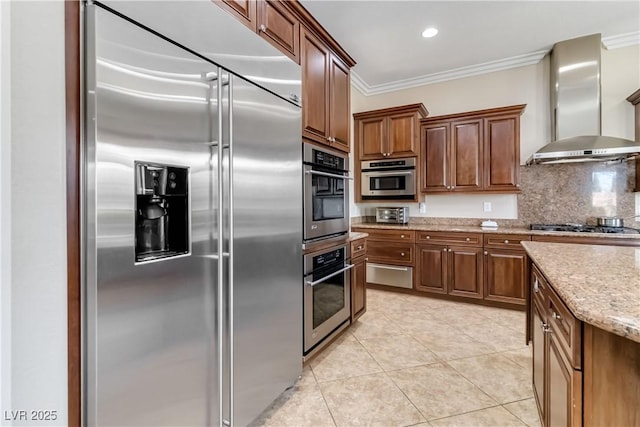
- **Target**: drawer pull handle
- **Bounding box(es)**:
[357,245,363,250]
[400,252,405,256]
[401,234,405,238]
[465,237,470,242]
[504,239,510,244]
[426,236,430,239]
[259,24,266,32]
[484,251,488,255]
[443,248,447,252]
[552,312,562,321]
[533,278,539,293]
[448,248,452,252]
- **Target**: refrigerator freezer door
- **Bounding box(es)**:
[86,6,221,426]
[226,75,302,426]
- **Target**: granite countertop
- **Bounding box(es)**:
[351,222,640,240]
[349,231,368,241]
[522,241,640,343]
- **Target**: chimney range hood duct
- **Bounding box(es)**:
[527,33,640,165]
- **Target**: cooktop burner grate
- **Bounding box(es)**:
[530,224,639,234]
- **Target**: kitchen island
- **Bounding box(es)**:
[521,241,640,427]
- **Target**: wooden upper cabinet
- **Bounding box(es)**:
[420,104,525,194]
[421,122,449,192]
[329,54,350,152]
[626,89,640,191]
[256,0,300,63]
[301,28,330,145]
[215,0,257,31]
[354,103,429,160]
[301,27,352,152]
[451,119,482,191]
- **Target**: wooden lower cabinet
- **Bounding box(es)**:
[415,244,483,298]
[532,299,546,422]
[547,331,582,427]
[351,255,366,321]
[484,248,527,305]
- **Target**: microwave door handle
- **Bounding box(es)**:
[365,170,414,176]
[306,170,354,180]
[305,264,354,287]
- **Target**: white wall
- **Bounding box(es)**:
[351,44,640,219]
[7,2,68,425]
[1,1,12,424]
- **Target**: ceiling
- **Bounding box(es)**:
[299,1,640,95]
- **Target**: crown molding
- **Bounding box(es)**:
[602,31,640,50]
[351,49,548,96]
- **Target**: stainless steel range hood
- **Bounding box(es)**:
[527,34,640,165]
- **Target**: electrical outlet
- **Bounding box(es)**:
[483,202,492,212]
[419,202,426,214]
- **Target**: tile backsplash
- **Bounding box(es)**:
[517,160,638,226]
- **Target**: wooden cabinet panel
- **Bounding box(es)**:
[532,299,546,423]
[415,244,447,294]
[451,119,482,191]
[350,238,366,259]
[484,249,527,305]
[548,332,582,427]
[484,115,519,190]
[354,228,415,243]
[216,0,257,31]
[257,0,299,62]
[483,233,531,249]
[359,117,386,159]
[366,241,413,266]
[416,231,482,246]
[388,112,418,157]
[351,256,366,321]
[547,288,582,369]
[448,246,483,299]
[329,55,350,152]
[301,28,329,145]
[421,123,449,192]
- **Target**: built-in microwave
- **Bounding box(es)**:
[361,158,416,199]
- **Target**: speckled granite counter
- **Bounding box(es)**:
[349,232,368,241]
[351,222,640,241]
[522,241,640,343]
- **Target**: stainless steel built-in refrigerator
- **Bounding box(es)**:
[84,2,302,425]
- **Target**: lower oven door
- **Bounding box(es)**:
[303,263,353,353]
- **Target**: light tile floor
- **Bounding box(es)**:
[252,288,541,427]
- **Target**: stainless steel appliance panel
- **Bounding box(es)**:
[227,75,302,425]
[361,158,416,199]
[87,6,220,425]
[366,263,413,289]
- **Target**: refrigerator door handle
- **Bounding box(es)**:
[226,73,235,427]
[216,66,225,427]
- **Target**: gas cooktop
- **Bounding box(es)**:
[530,224,640,234]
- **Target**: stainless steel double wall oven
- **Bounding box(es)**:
[302,143,352,356]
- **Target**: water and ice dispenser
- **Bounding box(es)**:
[135,162,189,262]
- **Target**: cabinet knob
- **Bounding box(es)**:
[533,278,539,293]
[357,245,363,250]
[448,248,452,252]
[330,137,336,143]
[326,136,331,142]
[443,248,447,252]
[484,251,488,255]
[516,184,520,188]
[504,240,510,244]
[400,252,405,256]
[365,257,369,261]
[466,237,470,242]
[259,24,266,32]
[552,312,562,321]
[426,235,430,239]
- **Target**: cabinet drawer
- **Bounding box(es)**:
[547,285,582,369]
[416,231,481,246]
[350,238,367,259]
[483,233,531,249]
[354,228,415,243]
[366,241,414,265]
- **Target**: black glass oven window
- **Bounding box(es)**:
[312,173,345,221]
[312,271,346,329]
[370,175,407,191]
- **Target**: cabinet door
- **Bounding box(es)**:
[215,0,257,31]
[484,115,519,191]
[351,257,366,321]
[358,116,386,159]
[421,123,449,192]
[257,0,299,63]
[451,119,482,191]
[448,246,483,299]
[301,28,330,146]
[484,249,527,305]
[532,299,546,425]
[329,54,350,152]
[387,111,418,157]
[548,331,582,427]
[415,244,447,294]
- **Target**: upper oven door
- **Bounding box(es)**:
[361,169,416,197]
[304,164,350,241]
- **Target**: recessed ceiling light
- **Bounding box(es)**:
[422,27,438,38]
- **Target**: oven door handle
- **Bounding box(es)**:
[306,170,353,180]
[363,170,414,176]
[306,264,354,287]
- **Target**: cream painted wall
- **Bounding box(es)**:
[7,2,68,425]
[351,44,640,219]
